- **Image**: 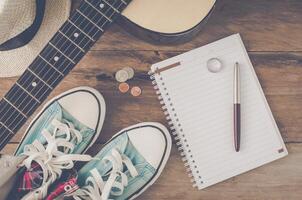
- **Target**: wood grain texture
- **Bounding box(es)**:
[1,51,301,144]
[2,143,302,200]
[0,0,302,199]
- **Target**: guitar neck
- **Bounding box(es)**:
[0,0,131,150]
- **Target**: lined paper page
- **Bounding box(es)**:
[151,34,287,189]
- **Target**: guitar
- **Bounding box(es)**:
[0,0,216,150]
[119,0,216,44]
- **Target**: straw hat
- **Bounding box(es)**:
[0,0,71,77]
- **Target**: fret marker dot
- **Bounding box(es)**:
[74,32,79,38]
[99,3,104,8]
[54,56,59,61]
[32,82,37,87]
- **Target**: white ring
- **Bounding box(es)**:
[207,58,223,73]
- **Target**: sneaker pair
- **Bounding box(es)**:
[12,87,172,200]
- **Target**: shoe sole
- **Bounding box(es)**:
[109,122,172,200]
[14,86,106,155]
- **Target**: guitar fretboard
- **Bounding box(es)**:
[0,0,131,150]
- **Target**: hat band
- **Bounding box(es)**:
[0,0,46,51]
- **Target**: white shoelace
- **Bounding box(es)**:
[70,148,139,200]
[21,119,93,200]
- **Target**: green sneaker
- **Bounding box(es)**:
[65,122,172,200]
[13,87,106,200]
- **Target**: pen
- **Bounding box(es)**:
[234,62,241,152]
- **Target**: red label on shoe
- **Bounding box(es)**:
[46,177,79,200]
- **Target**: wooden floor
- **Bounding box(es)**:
[1,0,302,199]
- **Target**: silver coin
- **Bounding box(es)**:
[123,67,135,79]
[115,70,129,82]
[207,58,223,73]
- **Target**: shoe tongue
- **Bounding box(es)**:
[39,104,85,147]
[94,133,147,177]
[37,104,64,145]
[97,134,129,177]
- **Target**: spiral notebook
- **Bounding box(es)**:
[149,34,288,189]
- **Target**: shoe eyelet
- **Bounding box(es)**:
[64,185,72,192]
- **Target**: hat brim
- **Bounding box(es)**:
[0,0,71,77]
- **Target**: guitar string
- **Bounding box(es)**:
[21,0,125,93]
[0,0,125,147]
[12,0,124,116]
[0,1,111,132]
[0,0,124,136]
[0,0,124,146]
[7,0,112,119]
[0,0,127,145]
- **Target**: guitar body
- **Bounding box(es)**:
[119,0,216,44]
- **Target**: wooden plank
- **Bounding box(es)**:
[137,144,302,200]
[0,1,300,199]
[2,143,302,200]
[0,51,301,143]
[73,0,302,51]
[1,143,17,154]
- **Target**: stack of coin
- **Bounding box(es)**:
[115,67,135,83]
[115,70,128,83]
[116,67,142,97]
[123,67,135,80]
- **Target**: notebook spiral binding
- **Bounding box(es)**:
[149,70,203,187]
